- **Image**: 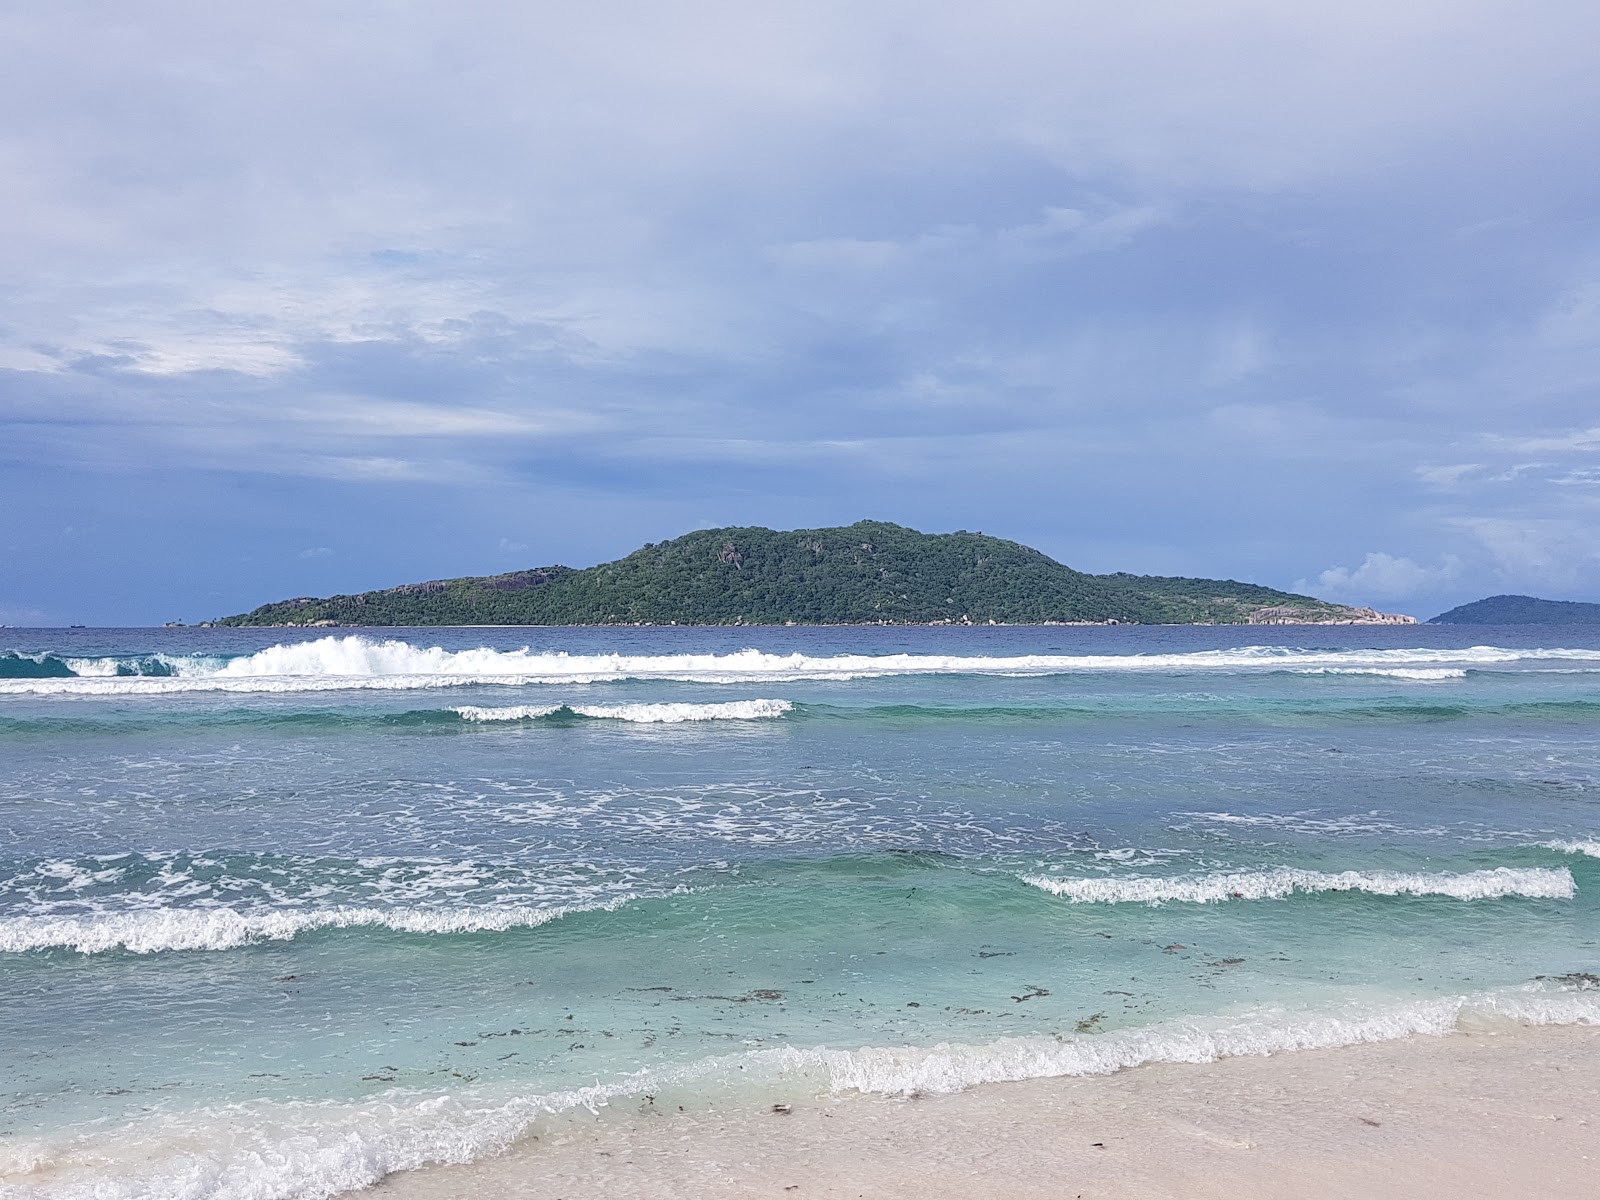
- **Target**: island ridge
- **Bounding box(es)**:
[217,521,1415,628]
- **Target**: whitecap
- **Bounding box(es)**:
[1020,865,1575,904]
[0,898,631,955]
[452,699,794,723]
[5,636,1599,695]
[1292,667,1468,681]
[1542,840,1600,859]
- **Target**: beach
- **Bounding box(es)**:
[372,1023,1600,1200]
[11,3,1600,1195]
[4,623,1600,1199]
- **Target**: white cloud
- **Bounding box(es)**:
[1552,468,1600,487]
[1538,280,1600,347]
[1449,517,1600,587]
[766,201,1172,279]
[286,399,564,439]
[1298,552,1462,602]
[1491,426,1600,455]
[999,203,1171,252]
[1416,463,1481,488]
[297,546,333,559]
[0,603,49,626]
[6,1,1600,619]
[302,456,426,482]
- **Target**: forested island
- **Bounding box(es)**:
[1430,595,1600,624]
[216,521,1415,627]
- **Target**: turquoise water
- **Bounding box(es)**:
[2,625,1599,1198]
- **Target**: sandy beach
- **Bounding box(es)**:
[368,1022,1600,1200]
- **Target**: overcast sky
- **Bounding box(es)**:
[3,1,1599,624]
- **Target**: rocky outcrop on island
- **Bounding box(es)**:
[1247,605,1415,625]
[218,521,1409,628]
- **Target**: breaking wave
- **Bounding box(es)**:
[9,696,1600,738]
[1020,865,1576,904]
[1292,667,1468,681]
[9,982,1598,1200]
[5,636,1600,694]
[0,898,633,955]
[1543,840,1600,859]
[452,699,793,723]
[0,651,182,680]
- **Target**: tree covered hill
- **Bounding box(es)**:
[216,521,1409,627]
[1430,595,1600,624]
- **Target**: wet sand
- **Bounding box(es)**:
[365,1021,1600,1199]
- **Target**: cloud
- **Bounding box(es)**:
[0,603,50,626]
[1490,426,1600,455]
[5,3,1600,620]
[284,398,563,439]
[766,201,1171,279]
[297,546,333,559]
[1416,463,1481,489]
[1449,517,1600,589]
[1298,553,1463,602]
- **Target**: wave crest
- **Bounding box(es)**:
[0,899,629,955]
[452,699,793,723]
[1293,667,1467,681]
[1020,866,1575,904]
[5,636,1600,695]
[1542,840,1600,859]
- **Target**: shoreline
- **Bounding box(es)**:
[196,624,1414,633]
[365,1022,1600,1199]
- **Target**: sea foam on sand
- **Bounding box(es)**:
[7,984,1598,1200]
[368,1022,1600,1200]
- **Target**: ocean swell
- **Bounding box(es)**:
[4,636,1600,695]
[0,898,631,955]
[1292,666,1468,681]
[1020,865,1576,904]
[452,699,794,723]
[1542,840,1600,859]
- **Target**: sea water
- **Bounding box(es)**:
[2,624,1598,1198]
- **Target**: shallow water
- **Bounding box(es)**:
[3,624,1599,1198]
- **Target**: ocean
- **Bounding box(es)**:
[2,623,1598,1199]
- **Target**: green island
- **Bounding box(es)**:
[1429,594,1600,624]
[216,521,1414,627]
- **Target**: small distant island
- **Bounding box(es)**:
[216,521,1416,628]
[1430,595,1600,625]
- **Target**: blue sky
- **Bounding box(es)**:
[3,1,1599,625]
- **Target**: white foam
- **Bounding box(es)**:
[786,985,1600,1097]
[1020,866,1575,904]
[452,699,794,723]
[5,636,1599,695]
[9,983,1598,1200]
[1543,840,1600,859]
[1293,667,1468,680]
[1174,810,1420,835]
[0,899,628,955]
[450,704,563,721]
[60,656,125,677]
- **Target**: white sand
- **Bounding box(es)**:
[365,1022,1600,1199]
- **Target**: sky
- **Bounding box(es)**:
[3,1,1599,625]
